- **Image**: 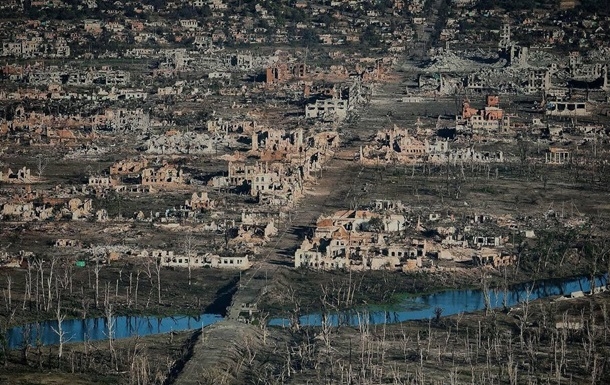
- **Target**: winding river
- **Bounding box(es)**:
[267,274,608,327]
[6,313,223,349]
[5,274,607,349]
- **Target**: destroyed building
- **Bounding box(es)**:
[358,125,503,166]
[472,249,517,268]
[546,101,589,117]
[213,161,303,200]
[142,249,251,270]
[143,131,230,155]
[545,147,571,164]
[141,165,185,187]
[185,192,215,210]
[266,62,307,84]
[294,210,428,272]
[305,98,348,121]
[103,109,150,132]
[457,95,510,132]
[0,167,33,183]
[110,157,149,175]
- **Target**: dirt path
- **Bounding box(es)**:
[172,321,262,385]
[226,150,360,320]
[171,149,361,384]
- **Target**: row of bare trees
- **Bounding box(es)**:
[0,251,170,322]
[233,271,610,385]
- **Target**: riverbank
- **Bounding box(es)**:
[267,273,607,327]
[0,329,197,385]
[169,290,610,385]
[0,265,240,328]
[258,264,602,318]
[3,279,609,385]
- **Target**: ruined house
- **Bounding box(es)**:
[207,118,257,134]
[472,249,516,268]
[471,235,502,248]
[230,221,278,247]
[545,147,571,164]
[305,98,348,121]
[265,62,306,84]
[359,126,449,165]
[141,165,184,187]
[457,96,510,132]
[546,101,589,117]
[0,167,33,183]
[527,69,552,95]
[66,198,93,220]
[211,161,303,202]
[88,176,112,188]
[54,239,82,248]
[143,131,226,155]
[96,209,108,222]
[294,209,426,271]
[148,249,251,270]
[110,157,149,175]
[103,108,150,131]
[185,192,215,210]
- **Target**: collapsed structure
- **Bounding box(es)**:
[359,125,503,165]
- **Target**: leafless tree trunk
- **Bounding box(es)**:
[51,298,69,359]
[46,257,57,312]
[129,342,150,385]
[517,283,534,348]
[154,257,162,305]
[23,262,32,310]
[34,259,44,312]
[80,287,89,319]
[105,288,117,371]
[481,272,491,316]
[5,275,12,311]
[20,323,31,364]
[93,256,103,308]
[0,321,7,367]
[36,154,48,179]
[134,270,141,310]
[127,272,132,307]
[183,234,195,286]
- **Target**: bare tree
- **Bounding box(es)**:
[134,270,141,310]
[129,343,150,385]
[182,234,195,286]
[20,323,31,364]
[35,154,48,179]
[0,320,8,367]
[105,286,118,371]
[92,253,103,308]
[23,260,32,310]
[3,275,12,312]
[45,257,57,312]
[480,272,491,316]
[153,255,162,305]
[32,258,50,312]
[51,298,71,359]
[516,283,534,348]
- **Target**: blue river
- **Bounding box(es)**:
[5,274,607,348]
[268,274,608,327]
[6,313,223,349]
